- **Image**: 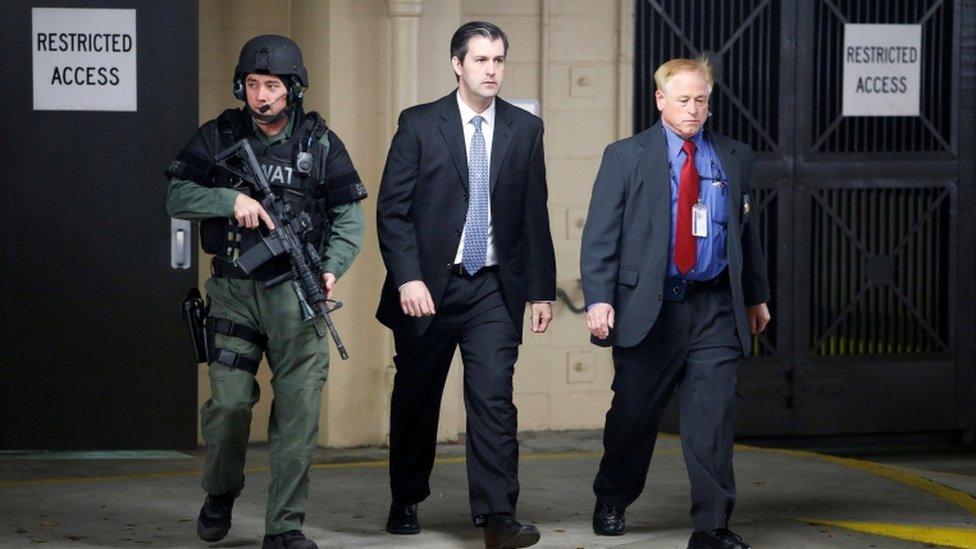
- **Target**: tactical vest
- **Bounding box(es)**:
[168,108,339,281]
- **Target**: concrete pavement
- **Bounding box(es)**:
[3,430,976,548]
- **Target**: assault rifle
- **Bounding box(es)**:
[214,139,349,359]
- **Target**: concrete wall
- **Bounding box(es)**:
[196,0,632,446]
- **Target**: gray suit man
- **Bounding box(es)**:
[581,57,770,549]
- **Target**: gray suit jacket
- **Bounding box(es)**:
[580,121,770,352]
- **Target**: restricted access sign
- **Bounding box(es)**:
[32,8,137,111]
[842,24,921,117]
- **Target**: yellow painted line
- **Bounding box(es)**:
[738,444,976,518]
[740,445,976,547]
[806,520,976,549]
[0,469,205,488]
[0,447,647,489]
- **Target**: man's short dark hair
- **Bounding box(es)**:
[450,21,509,63]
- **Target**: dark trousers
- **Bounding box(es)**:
[593,284,742,532]
[389,269,521,518]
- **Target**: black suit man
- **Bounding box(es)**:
[376,22,555,549]
[581,58,770,549]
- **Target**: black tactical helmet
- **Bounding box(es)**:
[233,34,308,102]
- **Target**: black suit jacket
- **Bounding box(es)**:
[376,92,556,338]
[580,121,770,353]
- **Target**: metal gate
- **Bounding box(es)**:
[635,0,976,436]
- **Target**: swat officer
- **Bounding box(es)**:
[166,35,366,549]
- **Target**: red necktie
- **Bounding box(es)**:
[674,139,699,274]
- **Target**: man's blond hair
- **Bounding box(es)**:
[654,56,713,95]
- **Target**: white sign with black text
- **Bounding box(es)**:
[32,8,137,111]
[842,24,921,117]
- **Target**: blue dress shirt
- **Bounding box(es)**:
[663,124,729,281]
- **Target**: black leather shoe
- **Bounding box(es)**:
[262,530,318,549]
[592,501,625,536]
[484,514,540,548]
[196,480,243,542]
[385,502,420,534]
[688,528,751,549]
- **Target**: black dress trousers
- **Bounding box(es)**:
[389,269,521,518]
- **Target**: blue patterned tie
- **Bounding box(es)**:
[462,115,489,274]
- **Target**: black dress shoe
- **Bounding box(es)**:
[688,528,751,549]
[592,501,625,536]
[196,480,243,542]
[385,502,420,534]
[262,530,318,549]
[484,514,540,548]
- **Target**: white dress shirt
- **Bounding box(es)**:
[453,91,497,267]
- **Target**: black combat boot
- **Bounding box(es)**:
[261,530,318,549]
[196,479,243,542]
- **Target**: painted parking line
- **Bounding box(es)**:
[806,520,976,549]
[0,448,621,489]
[739,444,976,517]
[739,445,976,548]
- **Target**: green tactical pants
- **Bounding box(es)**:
[199,276,330,535]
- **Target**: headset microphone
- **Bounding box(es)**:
[258,91,289,113]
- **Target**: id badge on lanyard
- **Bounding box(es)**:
[691,155,727,239]
[692,202,708,238]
